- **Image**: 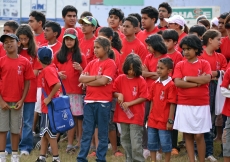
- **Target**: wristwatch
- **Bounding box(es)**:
[168,119,174,124]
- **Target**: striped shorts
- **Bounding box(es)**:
[40,113,57,138]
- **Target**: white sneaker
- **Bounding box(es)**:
[4,151,8,156]
[143,149,150,159]
[11,155,20,162]
[20,151,29,156]
[156,151,162,161]
[0,156,6,162]
[205,155,217,162]
[195,155,198,161]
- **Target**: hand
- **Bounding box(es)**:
[166,122,173,130]
[73,62,83,71]
[58,71,67,80]
[44,97,52,106]
[0,100,9,110]
[15,100,23,110]
[117,94,124,104]
[121,102,130,111]
[201,72,207,76]
[142,65,149,72]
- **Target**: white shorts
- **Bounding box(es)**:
[173,105,212,134]
[35,88,41,113]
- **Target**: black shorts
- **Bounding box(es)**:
[40,113,57,138]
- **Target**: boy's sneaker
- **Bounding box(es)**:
[0,157,6,162]
[143,149,150,159]
[205,155,217,162]
[66,146,75,154]
[20,151,29,156]
[11,155,20,162]
[35,157,46,162]
[156,152,162,161]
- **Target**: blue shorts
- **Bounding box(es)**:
[147,127,172,153]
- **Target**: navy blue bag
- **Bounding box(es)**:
[42,77,75,134]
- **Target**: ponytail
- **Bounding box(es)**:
[111,32,122,53]
[183,24,189,34]
[108,48,115,60]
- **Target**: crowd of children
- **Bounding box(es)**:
[0,2,230,162]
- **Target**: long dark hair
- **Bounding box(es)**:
[16,24,36,58]
[56,37,82,64]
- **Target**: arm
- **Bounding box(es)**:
[79,74,97,83]
[122,98,146,110]
[185,74,211,84]
[142,71,158,78]
[86,76,110,86]
[174,78,199,88]
[33,69,39,76]
[15,80,30,110]
[167,103,176,130]
[0,95,9,110]
[114,92,124,104]
[148,101,153,115]
[44,82,61,106]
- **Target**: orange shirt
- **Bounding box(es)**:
[136,27,160,46]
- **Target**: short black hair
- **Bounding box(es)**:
[145,34,167,54]
[141,6,159,23]
[44,21,62,38]
[179,35,203,56]
[4,20,19,32]
[29,11,46,26]
[158,2,172,14]
[109,8,124,21]
[80,11,93,18]
[128,13,142,28]
[202,29,221,46]
[124,16,138,27]
[162,29,179,42]
[40,57,52,65]
[62,5,77,17]
[189,25,207,37]
[219,12,230,19]
[123,53,142,77]
[159,57,174,69]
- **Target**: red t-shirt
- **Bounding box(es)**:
[120,38,147,70]
[144,54,168,90]
[148,78,177,130]
[113,74,148,126]
[41,64,60,113]
[136,27,160,46]
[79,36,96,63]
[83,58,116,101]
[167,50,183,68]
[227,62,230,70]
[116,30,125,40]
[175,32,187,53]
[0,42,6,58]
[112,48,121,77]
[41,41,62,55]
[221,68,230,116]
[220,36,230,61]
[0,55,35,102]
[199,51,227,71]
[35,31,48,47]
[173,59,212,105]
[57,27,83,43]
[53,53,87,94]
[158,25,168,31]
[20,49,41,102]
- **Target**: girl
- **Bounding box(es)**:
[77,36,117,162]
[5,24,40,155]
[98,27,123,156]
[173,35,212,162]
[53,28,87,153]
[113,53,148,162]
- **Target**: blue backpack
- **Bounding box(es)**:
[42,78,75,134]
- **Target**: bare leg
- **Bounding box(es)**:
[224,157,230,162]
[11,133,19,151]
[95,128,99,149]
[40,134,48,155]
[0,132,7,150]
[67,117,77,146]
[33,112,39,133]
[150,151,156,162]
[46,133,59,156]
[76,119,83,147]
[194,134,205,162]
[184,133,195,162]
[109,130,117,153]
[164,152,171,162]
[214,126,223,142]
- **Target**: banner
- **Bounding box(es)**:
[0,0,20,20]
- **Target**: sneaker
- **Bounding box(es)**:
[35,140,41,150]
[143,149,150,159]
[205,155,217,162]
[195,155,198,161]
[0,157,6,162]
[20,151,29,156]
[88,151,96,157]
[66,146,75,154]
[156,151,162,161]
[171,148,179,155]
[35,158,46,162]
[114,150,123,157]
[4,151,8,156]
[11,155,20,162]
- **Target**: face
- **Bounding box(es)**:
[64,36,75,49]
[44,27,57,40]
[3,26,14,34]
[141,14,155,30]
[80,22,95,34]
[18,34,29,47]
[107,15,120,29]
[122,20,136,36]
[156,61,171,79]
[127,64,135,77]
[146,44,154,54]
[218,18,226,33]
[168,23,178,30]
[63,11,77,27]
[28,16,41,31]
[181,44,197,60]
[164,39,176,50]
[158,7,170,20]
[225,21,230,33]
[209,34,221,50]
[94,41,106,58]
[3,37,20,54]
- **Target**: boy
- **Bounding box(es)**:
[29,11,47,46]
[120,16,147,71]
[57,5,83,42]
[137,6,159,46]
[158,2,172,31]
[218,12,229,37]
[35,46,61,162]
[78,16,97,63]
[188,25,207,39]
[148,58,176,162]
[0,33,35,162]
[107,8,125,39]
[128,13,142,35]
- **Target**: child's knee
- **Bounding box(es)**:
[194,134,204,142]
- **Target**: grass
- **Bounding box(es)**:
[14,133,224,162]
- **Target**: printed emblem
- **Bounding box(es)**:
[69,119,74,127]
[197,69,202,76]
[62,110,68,120]
[30,57,33,65]
[86,49,90,57]
[132,86,137,96]
[98,66,102,75]
[42,78,45,87]
[160,91,165,100]
[18,66,22,75]
[216,61,220,70]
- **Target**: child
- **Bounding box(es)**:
[113,53,148,162]
[107,8,125,39]
[53,28,87,153]
[128,13,142,35]
[77,36,116,162]
[162,29,183,69]
[78,16,97,63]
[173,35,212,162]
[29,11,47,46]
[120,16,147,69]
[148,57,176,162]
[189,25,207,39]
[35,46,61,162]
[137,6,159,46]
[0,33,35,162]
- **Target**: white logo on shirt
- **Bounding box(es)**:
[132,86,137,96]
[216,61,220,70]
[86,49,90,57]
[198,69,202,76]
[42,78,45,87]
[18,66,22,75]
[98,67,102,76]
[160,91,165,100]
[30,57,33,65]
